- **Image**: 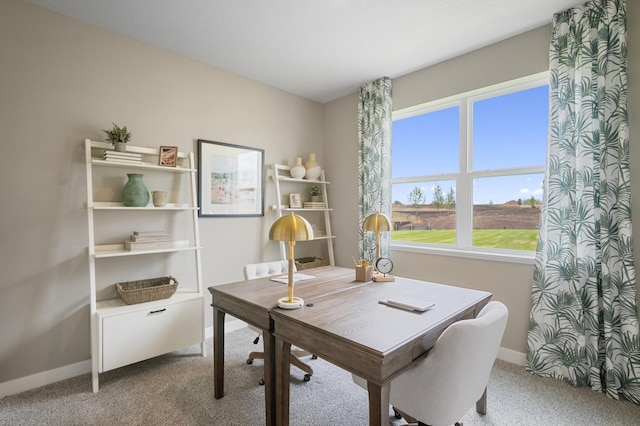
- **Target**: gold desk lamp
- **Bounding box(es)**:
[363,212,395,281]
[363,212,393,261]
[269,212,314,309]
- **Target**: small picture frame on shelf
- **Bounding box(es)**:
[289,193,302,208]
[158,146,178,167]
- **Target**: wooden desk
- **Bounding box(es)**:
[271,276,492,426]
[209,266,366,425]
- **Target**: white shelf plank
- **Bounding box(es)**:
[277,176,330,184]
[92,202,194,210]
[93,240,198,258]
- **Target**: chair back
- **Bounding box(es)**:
[243,260,294,280]
[388,301,508,426]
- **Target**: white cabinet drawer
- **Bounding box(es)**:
[101,297,203,372]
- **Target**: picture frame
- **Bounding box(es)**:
[158,146,178,167]
[289,193,302,208]
[197,139,265,217]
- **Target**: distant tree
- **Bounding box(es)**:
[393,200,402,205]
[432,185,445,211]
[489,200,494,206]
[528,196,537,208]
[446,187,455,210]
[407,187,425,221]
[517,198,523,206]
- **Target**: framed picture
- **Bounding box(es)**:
[158,146,178,167]
[197,139,265,217]
[289,193,302,208]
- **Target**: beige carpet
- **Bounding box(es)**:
[1,327,639,425]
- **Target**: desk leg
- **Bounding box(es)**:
[213,306,225,399]
[367,381,390,426]
[275,336,292,426]
[263,329,277,426]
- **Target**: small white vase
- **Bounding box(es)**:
[290,157,306,179]
[304,153,321,181]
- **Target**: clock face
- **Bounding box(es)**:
[375,257,393,275]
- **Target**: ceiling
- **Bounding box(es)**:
[26,0,579,104]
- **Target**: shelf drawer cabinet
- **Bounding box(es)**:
[101,297,203,372]
[85,139,204,391]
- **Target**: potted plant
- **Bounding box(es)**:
[310,185,322,202]
[103,123,132,152]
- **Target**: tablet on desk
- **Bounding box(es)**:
[379,297,435,312]
[270,273,316,284]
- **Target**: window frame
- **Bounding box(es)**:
[390,72,548,264]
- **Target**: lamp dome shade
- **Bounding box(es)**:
[363,212,393,232]
[269,212,314,242]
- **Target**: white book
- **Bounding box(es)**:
[133,230,168,236]
[124,240,174,251]
[130,234,172,242]
[103,150,142,158]
[103,158,142,164]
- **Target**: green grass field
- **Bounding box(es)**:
[393,229,538,251]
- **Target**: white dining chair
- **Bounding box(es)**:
[352,300,508,426]
[243,261,315,384]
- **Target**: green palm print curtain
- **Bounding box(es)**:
[527,0,640,404]
[358,77,392,261]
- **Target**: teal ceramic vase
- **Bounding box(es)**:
[122,173,149,207]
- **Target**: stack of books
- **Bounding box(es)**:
[303,201,326,209]
[311,224,324,237]
[124,230,174,251]
[103,150,143,164]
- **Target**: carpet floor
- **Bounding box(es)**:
[1,327,639,425]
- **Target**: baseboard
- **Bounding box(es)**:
[204,318,247,339]
[0,359,92,399]
[2,319,248,399]
[2,322,521,399]
[497,346,526,365]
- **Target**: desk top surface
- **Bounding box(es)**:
[209,266,366,310]
[271,273,491,355]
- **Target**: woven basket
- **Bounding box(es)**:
[115,276,178,305]
[294,257,329,271]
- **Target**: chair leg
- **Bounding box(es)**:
[476,387,487,415]
[247,351,265,364]
[393,407,418,424]
[247,350,314,382]
[290,354,313,381]
[392,408,464,426]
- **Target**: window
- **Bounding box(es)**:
[391,74,548,257]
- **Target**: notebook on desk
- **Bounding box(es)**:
[379,297,436,312]
[270,273,316,284]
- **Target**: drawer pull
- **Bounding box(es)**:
[149,308,167,314]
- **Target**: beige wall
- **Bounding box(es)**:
[3,0,639,393]
[325,4,640,359]
[0,0,323,385]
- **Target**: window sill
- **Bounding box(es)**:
[390,242,536,265]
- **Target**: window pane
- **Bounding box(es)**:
[392,106,459,177]
[472,174,543,251]
[472,86,548,170]
[392,181,456,246]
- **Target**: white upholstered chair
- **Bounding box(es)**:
[352,300,508,426]
[243,261,315,384]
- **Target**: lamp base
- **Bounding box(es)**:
[278,297,304,309]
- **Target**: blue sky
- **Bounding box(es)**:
[392,85,548,205]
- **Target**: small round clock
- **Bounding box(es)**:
[375,256,394,275]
